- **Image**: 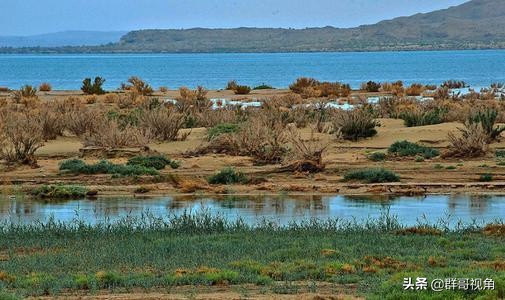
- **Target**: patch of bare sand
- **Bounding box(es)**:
[31,283,362,300]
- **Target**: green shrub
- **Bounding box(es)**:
[127,155,178,170]
[234,85,251,95]
[368,152,386,162]
[333,109,380,141]
[400,108,446,127]
[31,185,88,199]
[208,168,248,184]
[59,159,159,176]
[253,84,273,90]
[479,174,493,182]
[207,123,240,141]
[81,77,106,95]
[468,108,505,140]
[343,168,399,183]
[496,150,505,158]
[388,140,439,159]
[362,81,381,92]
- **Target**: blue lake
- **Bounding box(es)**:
[1,50,505,90]
[0,194,503,227]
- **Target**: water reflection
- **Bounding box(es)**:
[0,194,503,226]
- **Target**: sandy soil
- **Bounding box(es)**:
[1,113,505,197]
[30,283,362,300]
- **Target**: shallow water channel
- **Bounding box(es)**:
[0,194,503,226]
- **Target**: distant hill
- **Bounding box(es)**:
[2,0,505,53]
[0,31,126,47]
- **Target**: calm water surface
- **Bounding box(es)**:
[0,194,503,226]
[1,50,505,90]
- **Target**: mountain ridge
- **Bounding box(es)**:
[2,0,505,53]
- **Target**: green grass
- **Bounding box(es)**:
[388,140,439,159]
[206,123,240,141]
[368,152,386,162]
[208,168,248,184]
[479,174,494,182]
[30,185,88,199]
[126,155,179,170]
[59,159,159,176]
[0,213,503,299]
[253,84,274,90]
[344,168,400,183]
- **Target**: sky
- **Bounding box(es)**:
[1,0,469,36]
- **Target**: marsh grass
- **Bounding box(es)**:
[59,159,159,176]
[30,185,88,199]
[0,212,502,298]
[344,168,400,183]
[388,140,439,159]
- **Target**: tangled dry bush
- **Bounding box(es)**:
[199,111,288,164]
[139,106,187,141]
[284,126,328,172]
[443,123,488,158]
[0,111,44,165]
[83,118,151,149]
[121,76,153,96]
[33,104,65,141]
[195,107,246,128]
[63,104,101,136]
[176,86,212,114]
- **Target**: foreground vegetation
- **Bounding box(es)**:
[0,213,503,299]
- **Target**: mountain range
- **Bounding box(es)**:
[1,0,504,53]
[0,31,126,48]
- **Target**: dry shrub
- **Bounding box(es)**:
[300,87,321,99]
[139,107,186,141]
[85,95,97,104]
[443,123,488,158]
[234,114,288,164]
[482,224,505,236]
[83,119,151,149]
[117,93,139,109]
[234,85,251,95]
[0,111,44,165]
[285,126,328,172]
[33,104,64,141]
[104,93,119,103]
[196,107,244,128]
[226,80,238,90]
[121,76,153,96]
[405,83,424,96]
[11,85,38,103]
[289,78,351,99]
[383,81,405,97]
[0,87,9,92]
[396,227,442,236]
[64,105,101,136]
[289,77,320,94]
[176,87,212,113]
[267,94,303,109]
[159,86,168,93]
[202,113,288,164]
[38,82,52,92]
